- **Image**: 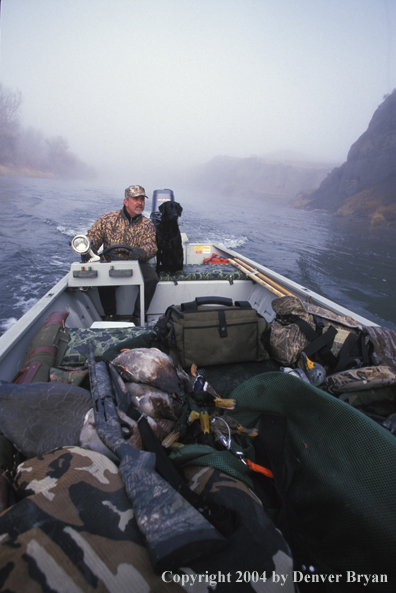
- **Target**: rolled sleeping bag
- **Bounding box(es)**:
[12,311,69,384]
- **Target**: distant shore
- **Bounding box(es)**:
[0,165,55,178]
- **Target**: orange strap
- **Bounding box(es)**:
[246,459,274,478]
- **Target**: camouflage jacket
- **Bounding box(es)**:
[87,209,157,261]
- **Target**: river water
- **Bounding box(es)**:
[1,176,396,335]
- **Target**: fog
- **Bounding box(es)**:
[1,0,395,184]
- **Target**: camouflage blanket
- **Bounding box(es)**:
[60,328,154,366]
[157,264,247,283]
[0,447,293,593]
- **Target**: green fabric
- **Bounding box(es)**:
[169,443,255,490]
[17,324,68,383]
[230,372,396,585]
[170,371,396,587]
[101,331,156,361]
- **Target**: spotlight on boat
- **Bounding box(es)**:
[71,234,100,262]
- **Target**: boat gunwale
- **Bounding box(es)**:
[0,275,69,363]
[214,242,379,328]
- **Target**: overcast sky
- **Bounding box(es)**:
[1,0,395,181]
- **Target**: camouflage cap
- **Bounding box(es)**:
[125,185,148,199]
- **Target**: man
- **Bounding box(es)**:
[87,185,159,324]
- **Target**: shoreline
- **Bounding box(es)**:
[0,165,55,179]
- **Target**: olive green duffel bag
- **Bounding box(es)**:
[154,296,269,368]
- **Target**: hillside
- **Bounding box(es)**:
[0,85,95,180]
[184,155,335,201]
[295,90,396,225]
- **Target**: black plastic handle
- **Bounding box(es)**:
[195,296,233,307]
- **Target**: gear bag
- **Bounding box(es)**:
[269,295,378,374]
[154,296,269,368]
[322,365,396,395]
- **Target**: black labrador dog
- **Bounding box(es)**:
[156,201,183,274]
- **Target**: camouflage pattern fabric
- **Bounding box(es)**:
[271,296,362,329]
[125,185,148,199]
[157,264,247,283]
[49,366,89,386]
[340,385,396,417]
[269,295,364,367]
[170,442,256,491]
[0,447,293,592]
[87,209,157,261]
[366,325,396,373]
[269,320,309,367]
[322,365,396,395]
[303,301,362,330]
[61,328,153,366]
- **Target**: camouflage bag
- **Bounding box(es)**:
[322,365,396,395]
[269,295,377,373]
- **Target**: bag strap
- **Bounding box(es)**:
[153,305,179,337]
[151,307,179,353]
[126,404,238,537]
[332,332,361,373]
[218,309,227,337]
[332,329,376,373]
[234,300,252,310]
[289,316,338,368]
[291,314,377,373]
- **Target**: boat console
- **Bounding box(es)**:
[68,260,145,325]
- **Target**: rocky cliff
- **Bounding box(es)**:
[185,155,335,201]
[295,90,396,225]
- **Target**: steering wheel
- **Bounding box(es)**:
[101,244,138,261]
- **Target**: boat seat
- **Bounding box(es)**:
[157,264,247,284]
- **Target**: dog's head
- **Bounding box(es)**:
[159,200,183,220]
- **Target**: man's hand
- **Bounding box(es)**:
[127,247,146,261]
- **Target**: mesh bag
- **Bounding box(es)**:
[228,372,396,590]
[170,370,396,590]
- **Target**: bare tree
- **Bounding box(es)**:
[0,85,22,164]
[0,84,95,177]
